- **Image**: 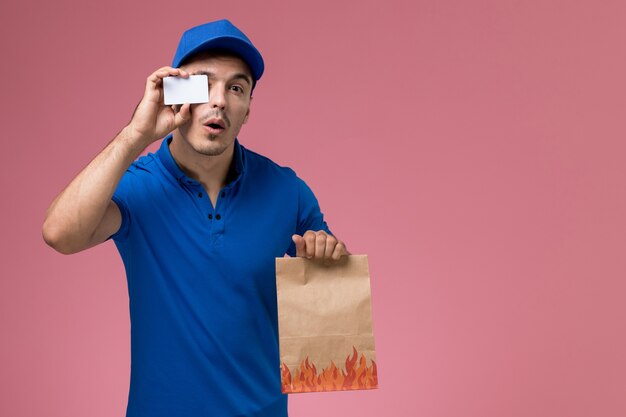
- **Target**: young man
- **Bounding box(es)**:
[43,19,348,417]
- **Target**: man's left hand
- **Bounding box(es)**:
[292,231,350,261]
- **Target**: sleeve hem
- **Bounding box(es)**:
[109,195,130,242]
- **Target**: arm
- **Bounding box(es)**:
[42,66,192,254]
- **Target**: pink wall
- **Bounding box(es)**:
[2,0,626,416]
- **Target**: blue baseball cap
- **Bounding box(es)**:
[172,19,265,82]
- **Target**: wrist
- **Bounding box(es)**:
[120,125,154,152]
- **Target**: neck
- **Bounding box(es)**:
[169,132,235,201]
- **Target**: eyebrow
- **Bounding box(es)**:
[191,70,252,86]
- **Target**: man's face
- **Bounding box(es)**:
[176,53,253,156]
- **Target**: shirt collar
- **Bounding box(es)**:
[157,134,246,185]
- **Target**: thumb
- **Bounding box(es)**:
[173,103,191,128]
[292,234,305,258]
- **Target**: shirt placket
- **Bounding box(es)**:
[212,188,228,236]
[180,173,235,248]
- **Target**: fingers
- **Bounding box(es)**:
[292,230,348,262]
[292,234,306,258]
[147,67,189,86]
[144,67,189,101]
[315,232,327,258]
[173,103,191,128]
[303,230,316,259]
[331,241,349,260]
[324,234,336,259]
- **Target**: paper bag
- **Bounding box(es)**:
[276,255,378,393]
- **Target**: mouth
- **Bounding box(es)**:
[203,118,226,134]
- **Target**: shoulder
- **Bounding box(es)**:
[241,145,299,182]
[126,152,160,175]
[114,151,169,201]
[119,151,169,187]
[239,145,320,205]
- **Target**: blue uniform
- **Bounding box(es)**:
[111,135,331,417]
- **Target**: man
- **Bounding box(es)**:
[43,19,348,417]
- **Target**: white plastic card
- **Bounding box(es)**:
[163,75,209,105]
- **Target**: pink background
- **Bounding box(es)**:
[2,0,626,416]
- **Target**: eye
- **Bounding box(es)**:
[230,85,244,94]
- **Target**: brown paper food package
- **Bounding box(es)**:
[276,255,378,393]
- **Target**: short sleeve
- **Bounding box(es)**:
[286,176,332,257]
[108,172,133,242]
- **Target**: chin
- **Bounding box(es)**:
[193,139,232,157]
[178,126,236,157]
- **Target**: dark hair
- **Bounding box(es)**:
[180,48,257,94]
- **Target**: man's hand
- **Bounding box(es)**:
[292,231,350,261]
[127,66,192,144]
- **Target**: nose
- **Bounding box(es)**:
[209,83,226,109]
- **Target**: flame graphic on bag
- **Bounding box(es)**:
[281,347,378,393]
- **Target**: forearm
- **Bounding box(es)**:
[42,126,149,253]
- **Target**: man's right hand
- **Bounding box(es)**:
[126,66,192,144]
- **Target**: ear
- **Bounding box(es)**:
[243,101,251,124]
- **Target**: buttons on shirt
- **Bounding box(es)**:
[221,191,226,198]
[198,193,203,198]
[208,214,213,220]
[215,214,222,220]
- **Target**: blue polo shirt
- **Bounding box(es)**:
[110,135,331,417]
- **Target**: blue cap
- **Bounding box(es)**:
[172,19,264,82]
